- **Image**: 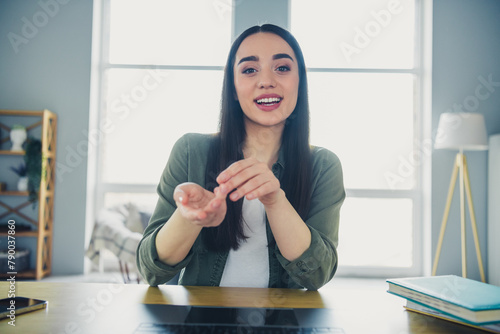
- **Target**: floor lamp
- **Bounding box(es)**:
[432,112,488,282]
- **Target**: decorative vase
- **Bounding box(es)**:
[17,177,28,192]
[10,128,27,151]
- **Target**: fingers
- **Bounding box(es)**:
[178,196,219,220]
[178,205,206,221]
[173,188,188,205]
[227,174,270,201]
[174,183,227,227]
[217,158,279,201]
[216,158,258,184]
[217,159,261,191]
[178,200,221,224]
[213,186,227,200]
[173,182,201,205]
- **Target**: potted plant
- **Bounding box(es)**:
[24,137,42,204]
[10,162,28,191]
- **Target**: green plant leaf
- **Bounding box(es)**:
[24,137,42,205]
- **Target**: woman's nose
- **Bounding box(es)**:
[258,69,276,88]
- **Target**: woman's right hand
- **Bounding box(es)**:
[173,182,227,227]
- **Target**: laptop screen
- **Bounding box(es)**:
[133,304,344,333]
[184,306,299,327]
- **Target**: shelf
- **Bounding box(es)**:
[0,110,47,117]
[0,270,36,279]
[0,109,56,280]
[0,231,38,237]
[0,150,25,155]
[0,191,29,196]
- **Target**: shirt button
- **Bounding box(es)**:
[297,261,308,272]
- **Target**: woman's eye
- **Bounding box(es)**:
[276,65,290,72]
[242,68,257,74]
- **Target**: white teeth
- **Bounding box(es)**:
[256,97,281,104]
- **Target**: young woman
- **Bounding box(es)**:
[136,24,345,290]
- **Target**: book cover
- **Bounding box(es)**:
[405,300,500,334]
[387,275,500,325]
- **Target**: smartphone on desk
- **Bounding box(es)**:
[0,297,48,320]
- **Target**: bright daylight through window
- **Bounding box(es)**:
[291,0,419,274]
[97,0,231,207]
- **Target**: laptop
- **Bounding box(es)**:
[132,304,344,333]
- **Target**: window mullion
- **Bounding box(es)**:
[100,183,157,194]
[346,188,418,199]
[105,64,225,71]
[94,0,112,214]
[307,67,417,74]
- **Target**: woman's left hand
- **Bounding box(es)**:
[216,158,283,206]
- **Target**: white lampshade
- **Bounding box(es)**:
[435,112,488,151]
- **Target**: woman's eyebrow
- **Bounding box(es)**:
[237,53,294,65]
[237,55,258,65]
[273,53,294,61]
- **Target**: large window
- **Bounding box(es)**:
[95,0,231,208]
[291,0,422,275]
[93,0,425,277]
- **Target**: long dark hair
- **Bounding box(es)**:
[204,24,312,252]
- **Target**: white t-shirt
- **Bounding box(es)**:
[219,198,269,288]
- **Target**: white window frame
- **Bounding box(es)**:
[90,0,227,215]
[289,0,431,278]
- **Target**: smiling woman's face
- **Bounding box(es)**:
[233,32,300,131]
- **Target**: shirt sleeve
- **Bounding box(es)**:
[136,134,194,286]
[275,148,345,290]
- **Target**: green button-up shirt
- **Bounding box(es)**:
[136,133,345,290]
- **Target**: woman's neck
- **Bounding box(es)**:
[243,122,283,168]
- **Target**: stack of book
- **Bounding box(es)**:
[387,275,500,333]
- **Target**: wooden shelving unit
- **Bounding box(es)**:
[0,109,57,279]
[0,150,25,155]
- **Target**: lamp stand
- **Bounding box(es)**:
[432,151,486,282]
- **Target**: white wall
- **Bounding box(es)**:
[0,0,94,275]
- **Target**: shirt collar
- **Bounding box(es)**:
[274,144,286,170]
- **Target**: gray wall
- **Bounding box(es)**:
[0,0,93,275]
[232,0,289,39]
[432,0,500,281]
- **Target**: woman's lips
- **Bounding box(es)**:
[254,95,282,111]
